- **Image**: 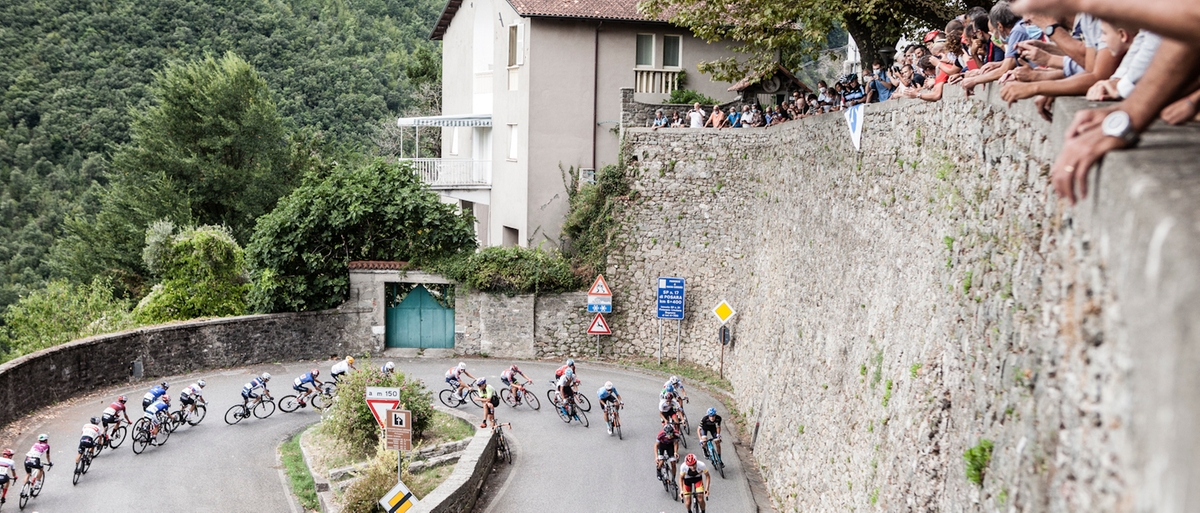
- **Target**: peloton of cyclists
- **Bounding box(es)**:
[101,395,132,440]
[0,448,14,504]
[477,378,499,429]
[242,373,271,407]
[142,382,169,409]
[678,453,711,512]
[179,380,207,419]
[445,362,477,402]
[76,417,102,465]
[597,381,623,434]
[698,407,723,460]
[291,369,323,407]
[23,434,51,487]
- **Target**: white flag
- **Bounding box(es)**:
[844,104,864,151]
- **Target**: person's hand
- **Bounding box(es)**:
[960,77,977,93]
[1008,66,1040,82]
[1052,126,1127,205]
[1085,80,1121,101]
[1001,82,1038,105]
[1018,45,1053,68]
[948,73,965,85]
[1011,0,1080,19]
[1035,95,1055,121]
[979,61,1003,74]
[1019,39,1065,56]
[1161,95,1200,125]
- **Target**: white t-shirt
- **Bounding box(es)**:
[688,110,705,128]
[182,384,203,398]
[332,360,350,374]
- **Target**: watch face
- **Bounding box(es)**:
[1045,24,1055,36]
[1103,111,1131,137]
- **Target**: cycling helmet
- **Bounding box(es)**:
[346,356,355,365]
[2,449,12,458]
[90,416,100,425]
[37,434,48,442]
[663,424,676,435]
[605,381,614,391]
[566,358,575,366]
[261,372,271,381]
[458,362,467,370]
[564,369,574,379]
[384,362,395,372]
[477,378,487,385]
[197,379,207,388]
[685,453,697,466]
[161,382,170,389]
[664,391,675,400]
[510,364,521,372]
[117,395,127,403]
[670,376,681,385]
[707,407,717,416]
[161,394,171,403]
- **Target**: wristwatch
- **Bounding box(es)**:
[1101,110,1139,144]
[1044,23,1062,37]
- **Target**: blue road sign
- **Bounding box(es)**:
[657,277,685,319]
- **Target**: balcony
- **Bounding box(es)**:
[404,158,492,189]
[634,68,682,94]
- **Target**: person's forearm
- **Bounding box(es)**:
[1029,72,1103,96]
[1051,31,1088,63]
[1123,39,1200,130]
[978,60,1016,84]
[1077,0,1200,46]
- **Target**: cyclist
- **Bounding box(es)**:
[242,372,271,407]
[697,407,723,461]
[179,380,207,419]
[330,356,356,383]
[291,369,322,407]
[554,358,576,381]
[678,453,711,512]
[556,368,577,414]
[663,376,688,403]
[444,362,477,401]
[0,449,16,504]
[23,435,50,486]
[380,361,396,375]
[659,391,678,425]
[654,424,679,479]
[478,378,499,429]
[500,364,531,390]
[101,395,132,440]
[75,417,102,465]
[144,394,171,440]
[597,381,623,434]
[142,381,169,409]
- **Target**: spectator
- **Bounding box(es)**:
[707,104,727,128]
[816,81,834,111]
[999,12,1123,118]
[670,110,684,128]
[960,1,1030,92]
[890,64,917,97]
[1086,28,1162,101]
[688,103,706,128]
[841,75,867,107]
[651,109,668,130]
[866,59,895,102]
[726,106,742,128]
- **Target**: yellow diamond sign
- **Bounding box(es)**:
[712,300,736,324]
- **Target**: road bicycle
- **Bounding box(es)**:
[72,439,101,485]
[102,418,129,450]
[438,381,482,409]
[18,462,51,510]
[170,400,208,429]
[493,423,513,464]
[224,392,276,425]
[603,400,623,439]
[701,435,725,479]
[546,381,592,412]
[500,381,540,410]
[682,483,709,513]
[553,395,588,427]
[131,416,171,454]
[656,453,678,502]
[280,388,329,413]
[669,417,688,449]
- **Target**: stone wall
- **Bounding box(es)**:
[410,422,498,513]
[607,85,1200,512]
[0,308,373,429]
[456,291,593,359]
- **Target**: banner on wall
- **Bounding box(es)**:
[844,104,864,150]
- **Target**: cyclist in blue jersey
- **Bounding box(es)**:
[292,369,323,407]
[142,382,169,409]
[597,381,623,434]
[242,373,271,407]
[144,395,171,440]
[380,361,396,375]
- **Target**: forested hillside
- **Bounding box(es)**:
[0,0,442,311]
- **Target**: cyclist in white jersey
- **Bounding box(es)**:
[0,448,16,504]
[444,362,477,400]
[76,417,102,465]
[330,356,356,382]
[179,380,207,420]
[678,453,711,512]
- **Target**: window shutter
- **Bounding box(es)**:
[516,22,525,65]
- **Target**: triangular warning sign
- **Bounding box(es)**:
[587,312,612,335]
[588,275,612,296]
[367,399,400,429]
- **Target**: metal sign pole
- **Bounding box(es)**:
[658,320,663,365]
[596,335,600,357]
[675,320,682,364]
[397,449,402,483]
[720,343,725,379]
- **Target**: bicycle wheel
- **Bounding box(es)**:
[253,399,276,419]
[523,390,541,410]
[439,389,461,408]
[311,393,330,411]
[323,381,339,397]
[110,425,128,449]
[225,405,248,425]
[467,389,483,408]
[279,395,300,413]
[616,421,622,440]
[189,405,207,425]
[676,423,688,448]
[132,418,151,441]
[500,435,513,464]
[167,411,185,432]
[155,423,171,445]
[500,388,516,407]
[546,389,559,408]
[73,460,83,485]
[91,437,105,457]
[575,394,592,412]
[668,477,679,502]
[555,404,571,423]
[577,408,589,427]
[19,480,32,508]
[83,452,93,473]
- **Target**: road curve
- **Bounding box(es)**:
[1,358,754,513]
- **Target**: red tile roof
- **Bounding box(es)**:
[348,261,409,270]
[431,0,669,40]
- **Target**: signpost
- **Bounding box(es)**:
[587,275,613,355]
[378,479,418,513]
[712,300,736,378]
[718,325,731,378]
[365,387,401,429]
[656,277,685,364]
[385,409,413,451]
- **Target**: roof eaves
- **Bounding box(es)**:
[429,0,463,40]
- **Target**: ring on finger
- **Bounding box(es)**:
[1065,165,1075,173]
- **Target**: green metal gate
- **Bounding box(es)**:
[385,284,455,349]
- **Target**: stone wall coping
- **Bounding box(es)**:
[347,269,454,285]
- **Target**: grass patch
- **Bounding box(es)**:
[627,357,732,391]
[420,410,474,447]
[280,433,320,511]
[909,363,922,378]
[881,379,893,407]
[963,439,995,486]
[408,463,454,499]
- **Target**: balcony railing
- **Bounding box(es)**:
[403,158,491,189]
[634,68,681,94]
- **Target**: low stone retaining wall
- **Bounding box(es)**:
[410,423,498,513]
[0,307,373,429]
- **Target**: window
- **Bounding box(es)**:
[449,127,459,155]
[663,35,682,68]
[636,34,655,67]
[508,26,518,66]
[502,226,519,247]
[507,123,518,161]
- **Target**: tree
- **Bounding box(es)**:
[133,222,249,324]
[639,0,982,80]
[0,278,136,362]
[245,159,476,313]
[52,53,298,294]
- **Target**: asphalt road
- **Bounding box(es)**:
[1,358,754,513]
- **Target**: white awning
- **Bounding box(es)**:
[396,114,492,127]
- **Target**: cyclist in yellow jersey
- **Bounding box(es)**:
[478,378,499,428]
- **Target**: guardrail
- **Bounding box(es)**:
[404,159,491,189]
[634,68,681,94]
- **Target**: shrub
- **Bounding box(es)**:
[341,441,400,512]
[322,362,434,458]
[561,164,631,278]
[431,246,584,295]
[665,88,718,106]
[0,278,137,362]
[963,439,994,486]
[133,223,249,324]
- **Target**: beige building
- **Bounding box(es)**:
[400,0,742,247]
